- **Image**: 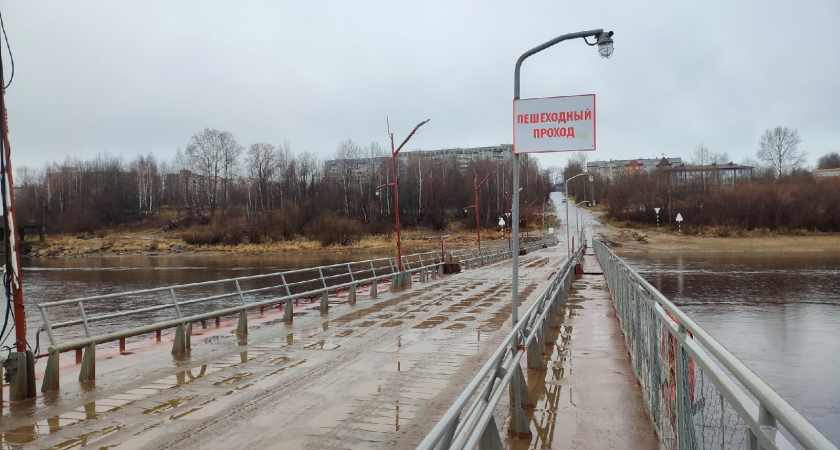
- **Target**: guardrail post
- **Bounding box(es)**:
[321,291,329,312]
[284,298,294,322]
[749,405,777,450]
[79,343,96,382]
[172,324,186,354]
[542,310,554,346]
[236,310,248,336]
[41,349,59,392]
[508,364,532,435]
[185,323,192,350]
[527,330,546,370]
[481,416,504,450]
[370,280,378,299]
[348,284,357,305]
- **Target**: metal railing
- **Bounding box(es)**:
[449,236,558,270]
[39,257,397,353]
[35,242,559,393]
[593,240,837,450]
[402,250,444,271]
[416,238,584,450]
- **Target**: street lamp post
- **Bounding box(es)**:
[510,28,614,437]
[575,200,590,240]
[378,118,430,272]
[464,171,495,251]
[564,172,593,258]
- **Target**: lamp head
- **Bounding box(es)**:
[596,31,614,59]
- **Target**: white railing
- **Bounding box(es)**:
[594,240,837,450]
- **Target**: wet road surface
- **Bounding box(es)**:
[1,246,574,449]
[504,250,658,450]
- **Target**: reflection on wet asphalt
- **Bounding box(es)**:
[1,248,564,450]
[505,252,658,450]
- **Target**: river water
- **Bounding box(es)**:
[623,251,840,446]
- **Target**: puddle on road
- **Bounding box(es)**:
[303,340,341,350]
[508,298,579,449]
[144,396,196,415]
[267,356,291,365]
[445,323,466,330]
[214,372,254,386]
[381,320,404,327]
[413,315,448,329]
[266,359,307,377]
[50,425,122,450]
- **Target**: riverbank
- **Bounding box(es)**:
[594,215,840,253]
[24,229,508,258]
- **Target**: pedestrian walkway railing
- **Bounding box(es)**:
[416,237,584,450]
[449,236,558,270]
[36,252,446,393]
[34,241,554,395]
[402,251,444,271]
[593,240,837,450]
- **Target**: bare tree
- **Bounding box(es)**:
[757,126,806,178]
[817,151,840,170]
[246,142,277,212]
[709,151,729,164]
[334,140,361,217]
[691,143,710,165]
[186,128,240,216]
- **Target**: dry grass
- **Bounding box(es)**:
[596,213,840,253]
[28,228,515,257]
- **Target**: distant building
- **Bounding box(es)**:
[324,144,512,179]
[587,157,683,181]
[665,162,754,186]
[813,167,840,181]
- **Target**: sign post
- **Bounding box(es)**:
[676,213,683,235]
[509,28,611,437]
[654,207,661,227]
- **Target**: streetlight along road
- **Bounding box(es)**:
[564,172,593,258]
[375,117,430,272]
[508,28,614,436]
[464,171,495,251]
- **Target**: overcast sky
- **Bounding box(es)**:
[3,0,838,173]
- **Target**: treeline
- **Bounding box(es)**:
[598,172,840,234]
[14,128,552,245]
